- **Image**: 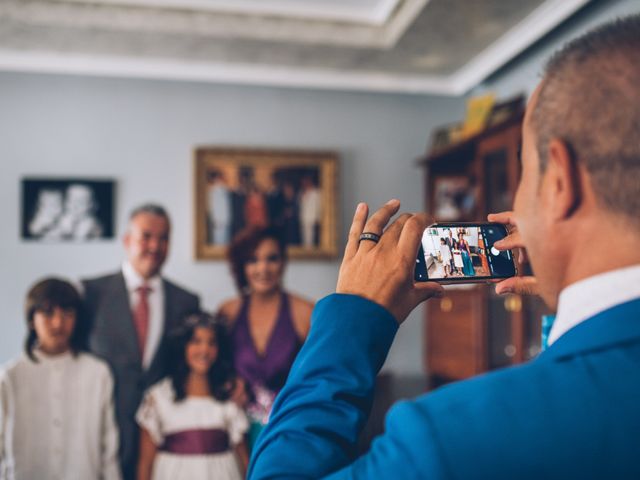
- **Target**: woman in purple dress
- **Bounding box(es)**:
[218,226,313,448]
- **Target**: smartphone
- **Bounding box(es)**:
[414,223,517,284]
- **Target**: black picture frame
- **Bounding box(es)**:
[21,178,116,241]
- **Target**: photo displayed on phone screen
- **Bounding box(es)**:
[415,224,515,282]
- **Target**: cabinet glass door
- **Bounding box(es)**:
[483,149,512,214]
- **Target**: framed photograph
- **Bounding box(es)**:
[21,178,115,241]
[433,176,477,221]
[429,126,451,152]
[194,147,339,260]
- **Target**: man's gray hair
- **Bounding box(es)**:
[128,203,171,227]
[531,14,640,221]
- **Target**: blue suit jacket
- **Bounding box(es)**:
[249,294,640,479]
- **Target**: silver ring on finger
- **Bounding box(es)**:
[359,232,381,244]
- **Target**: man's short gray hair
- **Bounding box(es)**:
[128,204,171,227]
[531,15,640,222]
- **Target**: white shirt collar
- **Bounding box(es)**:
[548,264,640,346]
[121,261,162,293]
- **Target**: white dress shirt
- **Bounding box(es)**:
[300,188,321,223]
[122,261,164,369]
[548,264,640,346]
[0,351,121,480]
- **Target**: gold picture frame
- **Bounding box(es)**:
[194,147,339,260]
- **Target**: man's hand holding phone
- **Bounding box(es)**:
[335,201,538,326]
[336,200,444,324]
[488,211,539,296]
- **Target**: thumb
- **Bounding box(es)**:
[495,276,538,296]
[412,282,445,304]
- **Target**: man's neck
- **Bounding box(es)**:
[549,264,640,345]
[559,214,640,292]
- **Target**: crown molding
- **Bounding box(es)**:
[0,49,455,95]
[59,0,402,26]
[0,0,590,95]
[452,0,591,93]
[16,0,426,49]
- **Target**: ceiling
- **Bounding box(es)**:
[65,0,405,24]
[0,0,591,95]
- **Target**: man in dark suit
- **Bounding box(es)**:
[249,16,640,479]
[443,228,457,274]
[83,204,200,480]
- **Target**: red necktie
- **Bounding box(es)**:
[133,285,151,360]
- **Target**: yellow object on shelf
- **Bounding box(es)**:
[462,93,496,138]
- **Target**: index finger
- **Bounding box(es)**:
[377,213,412,250]
[487,211,517,226]
[398,213,430,263]
[493,230,524,251]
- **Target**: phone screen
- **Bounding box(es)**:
[414,223,516,282]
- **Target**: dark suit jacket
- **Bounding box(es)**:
[82,272,199,480]
[250,294,640,479]
[445,236,457,250]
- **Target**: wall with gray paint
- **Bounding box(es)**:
[1,0,636,376]
[0,73,464,374]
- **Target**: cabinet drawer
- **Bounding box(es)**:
[426,289,486,380]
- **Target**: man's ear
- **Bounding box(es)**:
[543,139,581,221]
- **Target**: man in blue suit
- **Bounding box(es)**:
[249,15,640,479]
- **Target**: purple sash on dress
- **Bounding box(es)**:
[159,428,230,455]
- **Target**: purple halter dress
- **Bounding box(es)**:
[230,293,302,428]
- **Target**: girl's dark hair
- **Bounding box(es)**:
[227,225,287,292]
[168,312,235,402]
[24,277,85,362]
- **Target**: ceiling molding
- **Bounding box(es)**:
[379,0,429,49]
[0,49,456,95]
[451,0,591,92]
[58,0,403,26]
[0,0,590,95]
[21,0,427,49]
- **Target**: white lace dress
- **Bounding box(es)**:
[136,379,248,480]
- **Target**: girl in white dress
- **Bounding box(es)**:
[136,313,249,480]
[453,248,464,274]
[438,238,452,277]
[0,278,121,480]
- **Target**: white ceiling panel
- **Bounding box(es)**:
[59,0,403,25]
[0,0,592,94]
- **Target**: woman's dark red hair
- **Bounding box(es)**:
[227,226,287,292]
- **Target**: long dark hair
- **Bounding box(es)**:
[168,312,235,402]
[24,277,85,362]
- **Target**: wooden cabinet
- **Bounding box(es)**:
[426,289,487,383]
[420,110,548,389]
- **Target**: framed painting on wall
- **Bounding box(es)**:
[21,177,115,241]
[194,147,339,260]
